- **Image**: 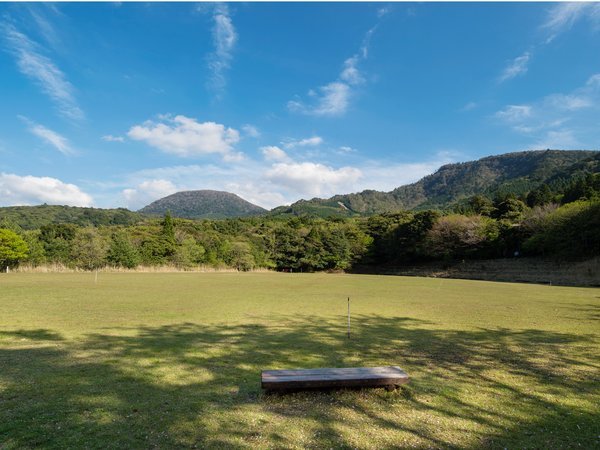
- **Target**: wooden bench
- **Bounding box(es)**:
[261,366,409,391]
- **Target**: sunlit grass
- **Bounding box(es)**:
[1,273,598,448]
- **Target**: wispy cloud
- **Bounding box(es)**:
[19,116,76,156]
[495,3,600,85]
[26,4,63,51]
[287,24,378,117]
[102,135,125,143]
[261,146,290,162]
[495,105,532,123]
[530,130,580,150]
[282,136,323,149]
[241,124,260,138]
[460,101,478,112]
[540,2,599,43]
[498,52,530,83]
[206,3,237,97]
[494,73,600,149]
[377,7,390,19]
[1,22,83,121]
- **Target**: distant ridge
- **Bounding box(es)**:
[139,190,267,219]
[271,150,600,217]
[0,205,143,230]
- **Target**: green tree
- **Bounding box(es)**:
[526,184,553,207]
[0,228,29,270]
[493,195,527,222]
[21,230,46,266]
[39,223,78,264]
[224,241,255,271]
[468,195,496,216]
[107,232,140,268]
[299,227,327,271]
[426,215,498,259]
[173,237,206,268]
[70,228,108,270]
[160,211,176,258]
[523,200,600,257]
[273,226,304,271]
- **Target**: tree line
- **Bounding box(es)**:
[1,173,599,272]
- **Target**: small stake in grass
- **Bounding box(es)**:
[347,297,351,339]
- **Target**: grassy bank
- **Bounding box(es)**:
[1,273,598,448]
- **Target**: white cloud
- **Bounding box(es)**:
[127,115,241,160]
[266,162,362,197]
[529,130,581,150]
[340,56,364,85]
[544,94,592,111]
[495,105,532,122]
[102,135,125,143]
[120,163,284,209]
[587,74,600,88]
[290,82,352,117]
[460,102,478,112]
[207,4,237,96]
[337,146,357,154]
[540,2,595,42]
[282,136,323,149]
[499,52,530,83]
[359,152,457,192]
[19,116,75,156]
[261,146,290,162]
[121,179,177,210]
[114,148,458,210]
[222,151,245,162]
[242,124,260,138]
[1,22,83,121]
[0,173,92,206]
[27,6,62,51]
[494,72,600,149]
[377,7,390,18]
[288,23,376,117]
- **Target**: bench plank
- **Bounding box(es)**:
[261,366,409,390]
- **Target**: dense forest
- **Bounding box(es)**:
[1,172,598,272]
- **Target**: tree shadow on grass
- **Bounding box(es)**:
[0,316,598,448]
[0,329,64,341]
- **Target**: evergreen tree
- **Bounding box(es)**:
[160,211,176,258]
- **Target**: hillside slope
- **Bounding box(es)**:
[0,205,144,230]
[139,190,267,219]
[272,150,599,216]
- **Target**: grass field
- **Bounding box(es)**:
[1,273,599,449]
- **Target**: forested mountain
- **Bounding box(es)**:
[1,153,599,274]
[139,190,267,219]
[0,204,144,230]
[272,150,599,217]
[1,151,598,228]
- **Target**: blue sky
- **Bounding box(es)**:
[1,2,599,210]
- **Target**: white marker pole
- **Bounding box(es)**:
[347,297,351,339]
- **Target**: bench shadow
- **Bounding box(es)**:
[1,315,598,448]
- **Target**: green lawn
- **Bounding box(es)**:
[0,272,598,449]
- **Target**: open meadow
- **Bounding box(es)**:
[0,272,598,449]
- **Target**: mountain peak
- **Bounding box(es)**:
[139,190,266,219]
